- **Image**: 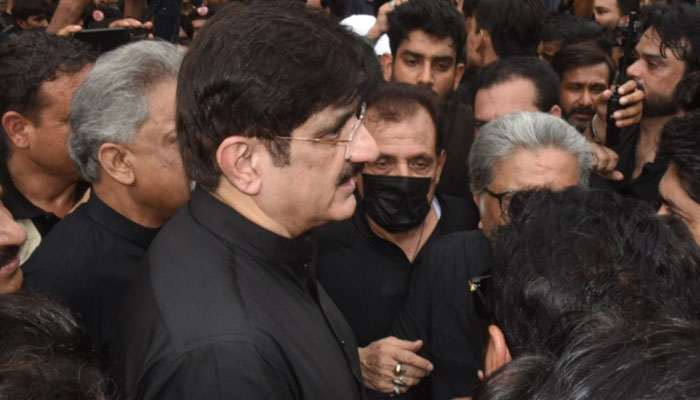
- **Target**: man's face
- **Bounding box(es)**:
[257,102,378,235]
[123,79,191,226]
[627,27,686,118]
[0,188,27,294]
[359,106,445,199]
[658,162,700,245]
[538,40,562,64]
[385,29,464,99]
[560,63,610,132]
[17,14,49,29]
[466,16,481,69]
[25,66,92,179]
[474,78,541,134]
[594,0,623,28]
[476,147,580,235]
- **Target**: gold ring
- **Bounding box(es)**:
[393,362,405,377]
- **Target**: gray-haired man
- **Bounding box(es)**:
[23,40,191,368]
[391,112,593,400]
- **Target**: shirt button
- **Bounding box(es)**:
[340,339,346,346]
[303,263,309,270]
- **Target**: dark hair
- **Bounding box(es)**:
[11,0,51,21]
[177,2,381,191]
[551,41,616,86]
[387,0,466,63]
[477,312,700,400]
[472,57,560,112]
[490,188,700,357]
[474,0,546,58]
[641,4,700,112]
[0,32,95,161]
[365,83,442,153]
[462,0,479,17]
[617,0,637,16]
[541,14,613,56]
[659,110,700,204]
[0,291,107,399]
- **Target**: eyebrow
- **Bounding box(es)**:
[316,108,355,138]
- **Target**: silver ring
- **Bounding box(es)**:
[393,362,405,377]
[393,384,401,395]
[393,378,406,387]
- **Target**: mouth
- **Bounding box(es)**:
[0,246,20,274]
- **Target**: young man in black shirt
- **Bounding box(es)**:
[0,32,95,262]
[118,3,382,399]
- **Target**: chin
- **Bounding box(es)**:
[328,195,357,222]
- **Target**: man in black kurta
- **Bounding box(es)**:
[117,3,383,399]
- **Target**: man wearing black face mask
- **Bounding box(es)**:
[315,83,479,399]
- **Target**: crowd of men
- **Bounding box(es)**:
[1,0,700,399]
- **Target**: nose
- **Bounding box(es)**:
[580,88,593,107]
[627,59,642,83]
[658,203,670,216]
[0,206,27,251]
[416,63,433,87]
[347,123,379,163]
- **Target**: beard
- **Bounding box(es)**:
[563,106,596,133]
[639,81,680,117]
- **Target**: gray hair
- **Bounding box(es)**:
[469,111,593,194]
[68,40,182,182]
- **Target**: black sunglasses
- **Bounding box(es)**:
[468,274,494,324]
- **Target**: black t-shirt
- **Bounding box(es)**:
[392,230,493,400]
[23,194,160,371]
[116,188,364,400]
[590,125,668,209]
[315,194,478,348]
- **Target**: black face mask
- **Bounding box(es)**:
[361,173,432,233]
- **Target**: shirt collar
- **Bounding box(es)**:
[189,187,314,265]
[88,194,160,248]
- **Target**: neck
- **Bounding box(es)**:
[213,182,301,239]
[639,114,679,140]
[7,155,80,218]
[366,201,438,262]
[93,180,164,229]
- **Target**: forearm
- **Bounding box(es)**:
[46,0,92,34]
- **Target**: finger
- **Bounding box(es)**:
[598,169,624,181]
[383,337,423,351]
[397,375,422,387]
[401,363,431,379]
[599,88,612,102]
[618,79,638,95]
[393,349,434,372]
[619,89,644,106]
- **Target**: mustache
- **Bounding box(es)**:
[336,162,364,186]
[0,245,19,267]
[569,106,596,116]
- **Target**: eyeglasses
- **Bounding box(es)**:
[468,274,494,324]
[276,102,366,160]
[484,188,516,217]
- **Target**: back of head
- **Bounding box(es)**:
[642,3,700,111]
[541,14,608,49]
[474,0,546,58]
[387,0,466,61]
[177,2,381,192]
[490,187,700,357]
[471,57,560,113]
[0,291,106,399]
[551,41,616,85]
[68,40,182,183]
[468,112,593,195]
[365,83,442,153]
[659,110,700,204]
[0,32,96,161]
[477,312,700,400]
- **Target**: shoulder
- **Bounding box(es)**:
[428,230,492,279]
[437,194,480,231]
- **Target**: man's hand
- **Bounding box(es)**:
[366,0,407,44]
[56,24,83,36]
[358,336,434,394]
[590,142,623,181]
[594,79,645,136]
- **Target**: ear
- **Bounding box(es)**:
[216,136,262,195]
[434,149,447,184]
[548,104,562,118]
[453,63,466,91]
[98,142,134,185]
[484,324,512,378]
[380,53,394,83]
[474,192,484,230]
[1,111,32,149]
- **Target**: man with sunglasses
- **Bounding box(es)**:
[117,4,381,399]
[392,112,592,400]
